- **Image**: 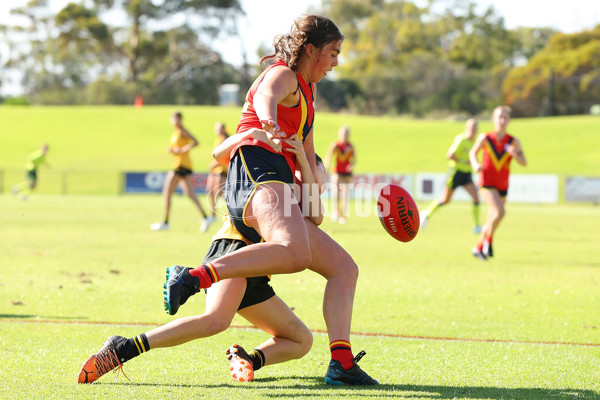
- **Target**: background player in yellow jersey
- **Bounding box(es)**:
[205,122,230,225]
[12,143,49,201]
[150,111,211,232]
[420,118,481,233]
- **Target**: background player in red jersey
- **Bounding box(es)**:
[470,106,527,260]
[325,125,355,224]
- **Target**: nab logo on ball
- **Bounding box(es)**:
[377,184,420,242]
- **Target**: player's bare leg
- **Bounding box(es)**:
[304,220,378,385]
[78,278,246,384]
[421,186,454,229]
[339,175,352,224]
[331,173,340,222]
[230,295,313,381]
[464,182,481,233]
[151,171,179,230]
[152,278,246,348]
[475,188,505,258]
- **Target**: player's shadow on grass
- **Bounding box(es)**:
[102,379,600,399]
[391,384,600,400]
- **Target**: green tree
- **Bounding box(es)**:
[0,0,243,104]
[443,2,520,70]
[503,26,600,116]
[511,27,559,61]
[323,0,515,115]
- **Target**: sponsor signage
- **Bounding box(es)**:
[125,171,562,204]
[565,177,600,203]
[322,173,415,199]
[416,173,559,204]
[124,172,208,194]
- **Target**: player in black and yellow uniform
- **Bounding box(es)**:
[150,111,211,232]
[78,135,326,385]
[78,212,311,384]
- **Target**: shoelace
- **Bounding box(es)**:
[353,350,366,363]
[95,348,130,381]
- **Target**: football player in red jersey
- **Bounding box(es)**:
[325,125,355,224]
[470,106,527,260]
[162,15,377,385]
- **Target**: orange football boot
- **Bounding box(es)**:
[78,336,128,384]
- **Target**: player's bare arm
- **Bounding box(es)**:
[253,66,299,139]
[508,138,527,166]
[469,133,486,172]
[286,134,323,225]
[446,150,459,162]
[212,129,282,166]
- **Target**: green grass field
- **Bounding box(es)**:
[1,106,599,195]
[1,194,599,399]
[1,106,599,399]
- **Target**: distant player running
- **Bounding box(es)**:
[150,111,211,232]
[470,106,527,260]
[324,125,355,224]
[12,144,49,200]
[420,118,481,233]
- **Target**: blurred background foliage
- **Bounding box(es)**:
[0,0,598,117]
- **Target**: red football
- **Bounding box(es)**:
[377,184,420,242]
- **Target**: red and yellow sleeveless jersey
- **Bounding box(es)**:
[170,128,193,170]
[234,60,315,173]
[480,131,514,191]
[331,142,354,174]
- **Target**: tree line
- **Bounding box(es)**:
[1,0,598,117]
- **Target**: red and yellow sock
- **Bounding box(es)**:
[189,262,220,289]
[330,340,353,369]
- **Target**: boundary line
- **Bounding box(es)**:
[2,318,599,347]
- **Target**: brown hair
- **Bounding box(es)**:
[260,15,344,71]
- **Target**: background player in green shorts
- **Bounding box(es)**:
[420,118,482,233]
